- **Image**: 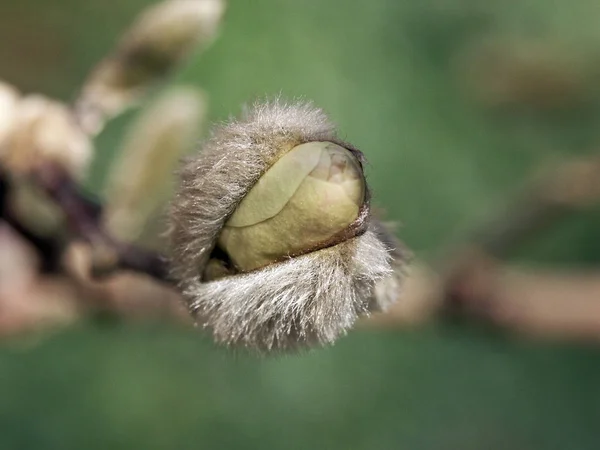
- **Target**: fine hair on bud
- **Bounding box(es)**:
[168,99,407,352]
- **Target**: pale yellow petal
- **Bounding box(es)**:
[226,141,324,227]
[218,141,365,272]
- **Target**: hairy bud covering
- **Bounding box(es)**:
[168,100,407,351]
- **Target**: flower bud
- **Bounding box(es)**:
[104,86,207,243]
[0,95,93,237]
[168,100,407,351]
[76,0,225,135]
[2,95,92,179]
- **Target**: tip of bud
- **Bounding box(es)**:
[307,141,364,206]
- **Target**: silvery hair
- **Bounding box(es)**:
[168,99,407,352]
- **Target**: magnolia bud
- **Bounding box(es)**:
[2,95,92,179]
[76,0,225,135]
[168,100,407,351]
[104,86,207,243]
[0,95,93,237]
[218,141,365,271]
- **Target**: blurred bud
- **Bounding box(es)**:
[1,95,92,179]
[104,86,207,243]
[168,99,407,351]
[0,81,19,146]
[218,141,365,271]
[75,0,225,135]
[0,95,92,238]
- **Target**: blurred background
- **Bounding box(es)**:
[1,0,600,448]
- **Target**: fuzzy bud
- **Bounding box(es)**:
[168,100,407,352]
[104,86,207,243]
[0,95,93,237]
[76,0,225,135]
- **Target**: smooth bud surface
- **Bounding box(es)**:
[218,141,365,272]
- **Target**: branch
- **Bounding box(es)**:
[366,155,600,342]
[32,163,172,283]
[0,161,172,285]
[0,167,64,272]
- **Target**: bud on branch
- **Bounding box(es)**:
[168,100,407,351]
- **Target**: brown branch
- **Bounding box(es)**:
[0,161,172,285]
[441,155,600,327]
[366,257,600,343]
[0,167,64,272]
[447,256,600,342]
[31,162,172,283]
[366,155,600,341]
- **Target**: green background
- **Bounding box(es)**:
[0,0,599,448]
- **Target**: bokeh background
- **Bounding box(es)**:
[1,0,600,448]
